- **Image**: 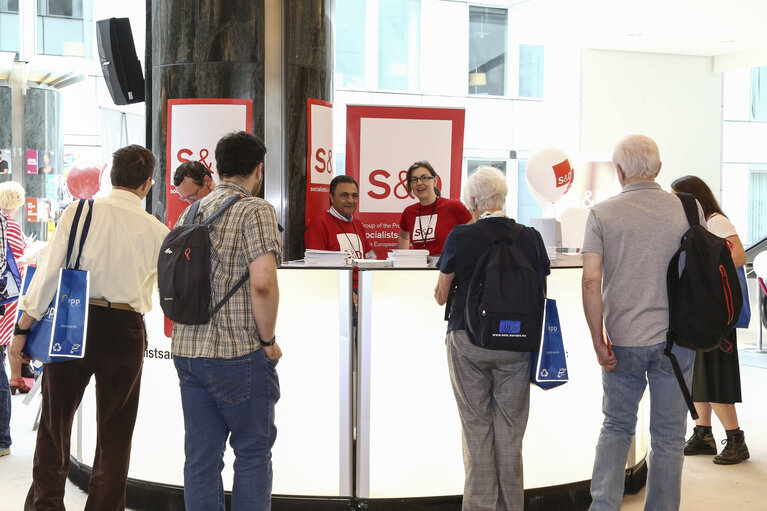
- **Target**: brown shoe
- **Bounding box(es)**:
[713,429,750,465]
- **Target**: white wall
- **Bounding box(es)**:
[580,49,723,193]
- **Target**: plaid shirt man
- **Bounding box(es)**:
[171,181,282,359]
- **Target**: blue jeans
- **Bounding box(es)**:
[0,346,10,450]
[589,342,694,511]
[174,348,280,511]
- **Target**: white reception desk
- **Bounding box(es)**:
[68,263,648,508]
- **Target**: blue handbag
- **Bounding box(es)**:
[530,298,568,390]
[21,199,93,364]
[733,266,750,328]
[0,240,22,306]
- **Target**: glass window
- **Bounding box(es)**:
[748,165,767,246]
[467,159,506,177]
[38,0,83,18]
[0,0,19,12]
[751,66,767,122]
[378,0,420,91]
[336,0,366,88]
[519,44,543,98]
[517,160,542,224]
[0,13,20,54]
[36,0,90,57]
[468,6,506,96]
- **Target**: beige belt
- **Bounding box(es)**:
[89,298,135,312]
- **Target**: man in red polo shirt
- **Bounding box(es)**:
[305,175,375,262]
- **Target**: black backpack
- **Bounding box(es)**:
[664,192,742,419]
[158,195,249,325]
[463,220,546,351]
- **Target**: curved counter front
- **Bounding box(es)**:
[68,264,648,509]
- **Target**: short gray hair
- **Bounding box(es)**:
[0,181,25,210]
[462,166,507,214]
[612,134,660,179]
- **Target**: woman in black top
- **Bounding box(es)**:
[435,166,550,510]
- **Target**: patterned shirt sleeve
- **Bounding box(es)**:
[242,201,282,265]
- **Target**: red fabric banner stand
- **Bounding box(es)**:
[163,98,253,337]
[306,99,334,227]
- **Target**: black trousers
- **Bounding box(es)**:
[25,305,146,511]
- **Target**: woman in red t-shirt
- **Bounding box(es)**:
[397,160,472,256]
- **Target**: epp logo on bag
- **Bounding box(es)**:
[45,307,55,319]
[60,294,81,306]
[557,368,567,378]
[70,344,81,354]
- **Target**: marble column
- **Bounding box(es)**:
[150,0,333,260]
[283,1,334,260]
[150,0,265,224]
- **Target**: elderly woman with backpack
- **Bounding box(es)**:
[671,175,749,465]
[434,166,550,510]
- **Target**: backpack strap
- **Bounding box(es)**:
[200,194,249,316]
[65,199,94,270]
[183,199,203,226]
[676,192,699,228]
[202,194,246,226]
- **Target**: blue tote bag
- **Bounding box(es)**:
[530,298,568,390]
[0,240,22,306]
[733,266,750,328]
[21,199,93,364]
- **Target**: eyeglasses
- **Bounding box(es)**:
[179,185,202,203]
[409,175,435,184]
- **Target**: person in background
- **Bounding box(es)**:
[171,132,282,510]
[0,209,8,458]
[583,135,700,511]
[11,144,169,510]
[397,160,472,257]
[671,175,749,465]
[435,167,550,510]
[0,182,30,394]
[173,161,216,204]
[38,152,54,175]
[305,175,375,261]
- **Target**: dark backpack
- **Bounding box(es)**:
[664,192,742,419]
[463,220,546,351]
[158,195,249,325]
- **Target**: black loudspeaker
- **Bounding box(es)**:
[96,17,145,105]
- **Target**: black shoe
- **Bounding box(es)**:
[684,425,717,455]
[713,429,750,465]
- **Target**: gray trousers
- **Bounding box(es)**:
[446,330,531,511]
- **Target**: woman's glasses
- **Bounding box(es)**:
[409,175,435,184]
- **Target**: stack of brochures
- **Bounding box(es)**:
[304,249,348,266]
[386,249,430,268]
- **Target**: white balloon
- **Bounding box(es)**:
[526,148,574,205]
[754,251,767,280]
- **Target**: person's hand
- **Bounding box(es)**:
[10,335,32,364]
[593,337,616,372]
[263,342,282,362]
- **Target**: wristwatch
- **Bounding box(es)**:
[14,323,31,336]
[260,336,276,347]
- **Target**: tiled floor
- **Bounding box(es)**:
[2,343,766,510]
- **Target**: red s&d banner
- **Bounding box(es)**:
[306,99,333,226]
[345,106,465,259]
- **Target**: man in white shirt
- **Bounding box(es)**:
[11,144,169,511]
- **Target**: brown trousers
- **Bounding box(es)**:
[25,305,146,511]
